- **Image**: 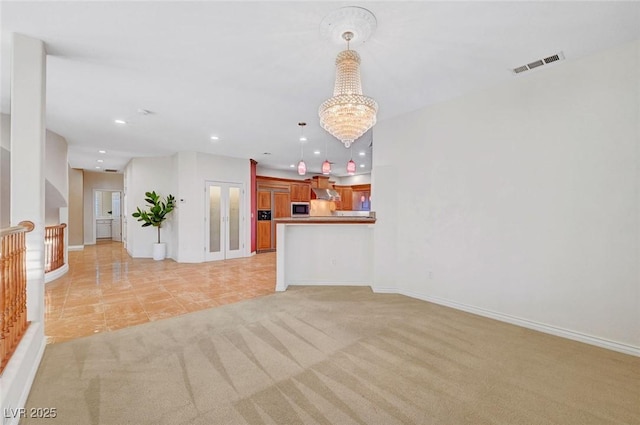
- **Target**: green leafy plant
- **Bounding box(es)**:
[132,191,176,243]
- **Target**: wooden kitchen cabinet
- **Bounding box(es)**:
[273,192,290,249]
[257,191,271,210]
[333,186,353,211]
[274,192,291,218]
[290,183,311,202]
[257,221,271,250]
[341,187,353,210]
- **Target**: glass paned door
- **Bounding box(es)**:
[205,182,244,261]
[228,186,241,252]
[209,185,221,254]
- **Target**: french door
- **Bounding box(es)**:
[111,192,122,242]
[205,181,244,261]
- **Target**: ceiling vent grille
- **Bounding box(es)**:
[104,169,118,173]
[513,51,564,74]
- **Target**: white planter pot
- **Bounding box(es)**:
[153,243,166,261]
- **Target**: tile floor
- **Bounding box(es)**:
[45,241,276,344]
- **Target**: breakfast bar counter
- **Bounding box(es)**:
[275,217,375,291]
[275,216,376,224]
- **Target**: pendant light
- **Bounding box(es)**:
[297,122,307,176]
[346,146,356,175]
[322,160,331,175]
[322,137,331,175]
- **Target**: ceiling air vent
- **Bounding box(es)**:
[527,59,544,69]
[513,51,564,75]
[544,54,560,64]
[104,169,118,173]
[513,65,528,74]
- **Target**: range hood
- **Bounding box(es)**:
[312,188,340,200]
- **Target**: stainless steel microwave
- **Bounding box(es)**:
[291,202,310,216]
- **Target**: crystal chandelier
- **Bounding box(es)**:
[319,31,378,149]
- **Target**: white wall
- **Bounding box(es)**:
[125,152,251,262]
[2,33,47,425]
[256,166,309,180]
[0,114,10,227]
[44,130,68,226]
[336,174,371,186]
[124,157,173,258]
[44,130,68,203]
[68,168,83,246]
[2,120,69,227]
[281,224,373,288]
[191,152,250,262]
[173,151,198,262]
[83,170,123,244]
[373,40,640,353]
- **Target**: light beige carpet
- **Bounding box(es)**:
[23,286,640,424]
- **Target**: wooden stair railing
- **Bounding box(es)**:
[0,220,34,374]
[44,223,66,274]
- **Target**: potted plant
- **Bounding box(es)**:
[132,191,176,260]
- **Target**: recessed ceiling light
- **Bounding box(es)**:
[95,166,101,169]
[359,151,366,156]
[210,136,219,141]
[359,164,365,168]
[98,150,106,154]
[313,150,321,155]
[289,164,295,168]
[299,136,307,142]
[114,119,127,125]
[97,159,104,163]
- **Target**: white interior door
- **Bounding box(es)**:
[205,182,244,261]
[111,192,122,242]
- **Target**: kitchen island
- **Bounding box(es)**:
[275,216,375,291]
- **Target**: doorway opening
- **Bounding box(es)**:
[94,190,123,243]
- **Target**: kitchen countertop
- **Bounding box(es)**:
[274,216,376,224]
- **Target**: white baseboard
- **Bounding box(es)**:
[68,245,84,251]
[44,263,69,283]
[399,289,640,358]
[371,286,398,294]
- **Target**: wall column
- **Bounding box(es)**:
[10,33,46,323]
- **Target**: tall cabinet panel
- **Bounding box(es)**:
[273,192,291,248]
[274,192,291,219]
[205,181,244,261]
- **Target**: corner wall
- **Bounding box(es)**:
[125,152,252,262]
[373,40,640,353]
[44,130,68,226]
[68,168,84,246]
[124,156,174,258]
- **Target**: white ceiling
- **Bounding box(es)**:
[1,1,639,176]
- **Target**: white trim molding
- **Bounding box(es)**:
[0,323,46,425]
[371,286,398,294]
[68,245,84,251]
[44,263,69,283]
[400,290,640,358]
